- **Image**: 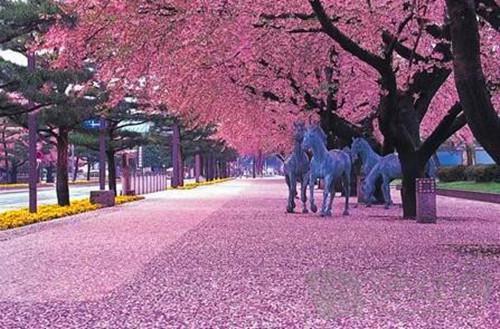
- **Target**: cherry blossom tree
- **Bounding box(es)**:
[42,0,498,217]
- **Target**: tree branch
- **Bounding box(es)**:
[476,0,500,30]
[381,31,427,63]
[308,0,387,73]
[419,103,465,161]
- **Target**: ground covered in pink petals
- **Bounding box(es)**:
[0,178,499,328]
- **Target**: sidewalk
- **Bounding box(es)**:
[0,178,499,328]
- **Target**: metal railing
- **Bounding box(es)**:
[125,171,168,195]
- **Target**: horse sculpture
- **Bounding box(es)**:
[362,153,402,209]
[302,125,351,217]
[282,121,310,213]
[351,137,438,208]
[351,138,381,177]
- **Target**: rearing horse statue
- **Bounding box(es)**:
[302,125,351,217]
[282,121,310,213]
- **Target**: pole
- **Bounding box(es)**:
[99,116,106,190]
[27,52,37,213]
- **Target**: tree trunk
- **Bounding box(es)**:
[209,155,215,180]
[2,134,9,183]
[86,159,92,181]
[171,123,181,188]
[204,154,210,181]
[56,129,70,206]
[399,152,427,219]
[178,149,184,186]
[465,144,475,166]
[72,157,80,182]
[107,150,117,195]
[46,164,55,183]
[9,165,17,184]
[446,0,500,164]
[252,156,256,178]
[195,153,202,182]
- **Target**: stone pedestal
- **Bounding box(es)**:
[90,190,115,207]
[416,178,437,224]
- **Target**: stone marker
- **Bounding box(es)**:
[90,191,115,207]
[121,153,135,196]
[416,178,437,224]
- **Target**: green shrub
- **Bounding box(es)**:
[438,164,500,183]
[472,165,488,183]
[475,164,500,183]
[438,165,466,182]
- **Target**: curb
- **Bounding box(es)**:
[436,188,500,204]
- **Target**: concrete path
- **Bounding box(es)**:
[0,178,499,328]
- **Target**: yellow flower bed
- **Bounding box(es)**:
[69,180,95,185]
[115,195,145,205]
[173,178,233,190]
[0,183,29,188]
[0,195,144,231]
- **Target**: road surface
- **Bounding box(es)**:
[0,184,121,212]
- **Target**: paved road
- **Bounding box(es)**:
[0,184,121,211]
[0,178,498,328]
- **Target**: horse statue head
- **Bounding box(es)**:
[351,137,368,162]
[292,121,306,144]
[302,125,327,151]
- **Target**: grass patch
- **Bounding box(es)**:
[437,181,500,194]
[172,178,232,190]
[0,195,144,231]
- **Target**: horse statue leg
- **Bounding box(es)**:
[325,177,336,217]
[309,172,318,213]
[342,171,350,216]
[301,172,309,213]
[382,174,391,209]
[365,183,373,208]
[286,173,297,213]
[321,175,333,217]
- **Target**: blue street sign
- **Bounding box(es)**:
[82,119,101,129]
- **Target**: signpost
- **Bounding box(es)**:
[89,116,115,207]
[82,118,101,130]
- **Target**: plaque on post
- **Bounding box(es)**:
[416,178,437,224]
